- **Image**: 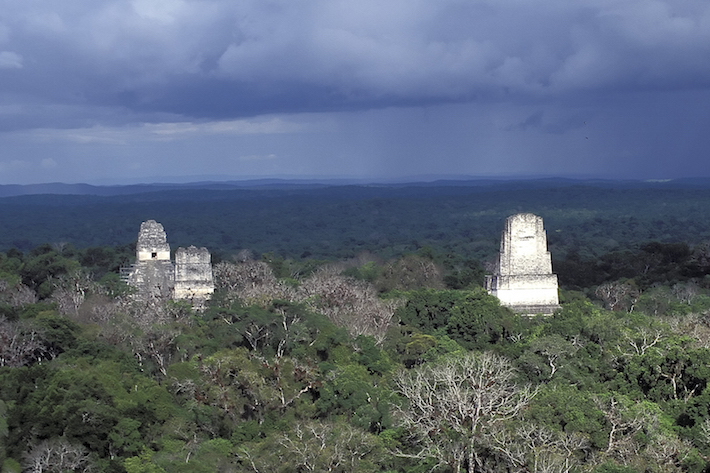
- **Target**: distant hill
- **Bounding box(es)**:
[5,177,710,198]
[3,178,710,261]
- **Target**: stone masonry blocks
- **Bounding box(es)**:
[485,213,560,315]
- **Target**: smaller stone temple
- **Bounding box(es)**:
[485,213,560,315]
[124,220,214,308]
[174,246,214,302]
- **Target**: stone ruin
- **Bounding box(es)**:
[485,213,560,315]
[174,246,215,302]
[124,220,214,308]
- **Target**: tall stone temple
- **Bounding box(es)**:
[485,213,560,315]
[124,220,214,308]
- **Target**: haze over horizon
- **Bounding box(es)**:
[1,0,709,185]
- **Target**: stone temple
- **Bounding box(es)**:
[485,213,560,315]
[174,246,215,302]
[124,220,214,307]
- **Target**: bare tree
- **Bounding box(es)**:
[700,418,710,446]
[129,325,181,376]
[299,266,401,344]
[393,351,537,473]
[588,394,692,471]
[377,255,445,292]
[616,328,663,358]
[51,270,98,317]
[595,281,640,313]
[240,421,381,473]
[0,317,51,367]
[215,260,400,344]
[592,395,657,463]
[488,423,588,473]
[23,437,94,473]
[114,292,192,329]
[672,282,700,305]
[7,283,38,307]
[213,260,296,307]
[280,421,381,472]
[645,431,693,472]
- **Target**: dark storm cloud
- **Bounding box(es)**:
[2,0,710,125]
[1,0,709,184]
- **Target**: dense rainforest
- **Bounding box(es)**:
[4,179,710,472]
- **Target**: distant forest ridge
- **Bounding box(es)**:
[6,176,710,197]
[3,177,710,262]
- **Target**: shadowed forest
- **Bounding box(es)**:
[4,179,710,472]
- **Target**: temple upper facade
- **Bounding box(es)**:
[124,220,214,308]
[485,213,560,315]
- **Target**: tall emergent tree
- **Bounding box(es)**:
[393,351,536,473]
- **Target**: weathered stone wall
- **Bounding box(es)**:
[126,220,214,308]
[174,246,214,302]
[128,220,175,298]
[136,220,171,262]
[485,213,560,315]
[128,260,175,299]
[497,213,553,276]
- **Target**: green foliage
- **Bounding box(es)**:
[1,458,21,473]
[1,357,172,463]
[0,401,7,468]
[5,198,710,473]
[396,288,521,351]
[527,384,607,448]
[355,335,395,376]
[20,245,80,298]
[316,363,392,432]
[32,313,81,354]
[79,245,133,278]
[444,289,521,350]
[439,253,485,290]
[592,464,639,473]
[124,449,167,473]
[6,180,710,262]
[342,260,381,283]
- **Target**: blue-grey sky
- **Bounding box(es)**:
[1,0,709,184]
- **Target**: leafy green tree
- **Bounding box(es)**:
[527,384,607,448]
[444,288,520,351]
[124,449,167,473]
[396,289,467,332]
[196,347,319,428]
[442,258,485,290]
[517,334,579,382]
[19,245,80,299]
[316,363,392,433]
[618,338,710,404]
[0,400,8,466]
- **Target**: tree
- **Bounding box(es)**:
[22,437,94,473]
[299,266,401,344]
[0,317,51,368]
[240,421,383,473]
[393,351,537,473]
[376,254,445,292]
[519,335,579,381]
[50,269,97,318]
[213,260,295,307]
[397,288,519,351]
[595,281,640,313]
[487,422,589,473]
[0,400,8,466]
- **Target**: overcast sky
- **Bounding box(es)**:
[1,0,709,184]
